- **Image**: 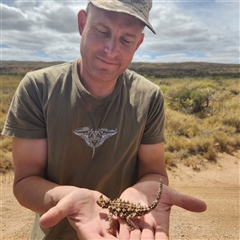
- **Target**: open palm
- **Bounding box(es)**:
[118,179,207,240]
[39,188,118,239]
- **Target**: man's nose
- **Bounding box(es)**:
[104,37,119,57]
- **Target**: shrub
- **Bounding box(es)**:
[0,151,13,173]
[165,135,189,152]
[165,109,201,138]
[213,131,231,153]
[2,136,12,152]
[164,152,177,169]
[168,87,214,113]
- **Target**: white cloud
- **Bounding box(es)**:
[137,1,239,63]
[1,4,33,31]
[1,0,239,63]
[14,0,36,9]
[1,0,83,61]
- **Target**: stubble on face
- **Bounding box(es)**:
[79,5,144,88]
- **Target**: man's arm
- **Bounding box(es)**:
[138,142,168,185]
[12,137,118,239]
[12,137,78,214]
[118,142,206,239]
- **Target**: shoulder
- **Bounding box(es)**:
[25,60,76,83]
[17,60,78,94]
[123,69,163,99]
[14,60,78,102]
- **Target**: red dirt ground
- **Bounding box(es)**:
[1,152,239,239]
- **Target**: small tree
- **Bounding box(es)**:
[168,86,214,113]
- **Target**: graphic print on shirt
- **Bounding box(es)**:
[73,127,118,157]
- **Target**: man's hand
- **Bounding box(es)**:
[39,188,118,239]
[118,179,207,240]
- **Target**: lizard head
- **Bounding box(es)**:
[96,195,111,208]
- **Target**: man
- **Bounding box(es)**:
[2,1,206,239]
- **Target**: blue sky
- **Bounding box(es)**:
[1,0,239,63]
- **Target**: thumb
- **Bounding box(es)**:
[166,186,207,212]
[40,198,73,228]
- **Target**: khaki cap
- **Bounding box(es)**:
[88,0,156,34]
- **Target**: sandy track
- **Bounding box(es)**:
[1,153,239,239]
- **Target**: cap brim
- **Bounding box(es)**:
[89,0,156,34]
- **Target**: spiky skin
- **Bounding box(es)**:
[96,178,163,231]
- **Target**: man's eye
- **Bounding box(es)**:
[98,30,109,36]
[121,38,131,44]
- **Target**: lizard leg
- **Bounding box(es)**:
[107,212,114,231]
[126,213,137,231]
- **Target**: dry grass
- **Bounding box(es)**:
[1,74,20,173]
[161,77,239,170]
[0,71,239,173]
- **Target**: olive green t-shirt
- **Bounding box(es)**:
[2,59,165,239]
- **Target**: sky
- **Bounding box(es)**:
[1,0,239,63]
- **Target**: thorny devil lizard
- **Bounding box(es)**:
[96,178,163,231]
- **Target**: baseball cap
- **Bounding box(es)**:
[87,0,156,34]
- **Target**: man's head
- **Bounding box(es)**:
[77,1,148,85]
[87,0,156,34]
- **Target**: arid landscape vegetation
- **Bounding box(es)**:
[0,61,239,239]
[1,61,239,173]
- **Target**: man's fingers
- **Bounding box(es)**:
[167,187,207,212]
[40,198,73,228]
[155,228,169,240]
[129,228,141,240]
[140,228,154,239]
[118,219,130,239]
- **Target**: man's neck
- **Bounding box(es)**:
[77,59,118,99]
[82,80,117,99]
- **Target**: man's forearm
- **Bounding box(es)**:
[13,176,78,214]
[138,173,169,186]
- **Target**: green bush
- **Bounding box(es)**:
[168,87,214,113]
[165,109,201,138]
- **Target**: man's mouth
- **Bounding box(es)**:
[97,57,117,66]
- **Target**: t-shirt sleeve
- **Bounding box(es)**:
[141,88,165,144]
[1,74,47,139]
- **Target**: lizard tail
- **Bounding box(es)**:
[148,178,163,211]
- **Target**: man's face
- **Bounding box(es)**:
[78,5,144,84]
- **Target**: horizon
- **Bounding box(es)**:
[0,60,239,66]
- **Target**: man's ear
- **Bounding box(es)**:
[135,33,145,51]
[78,10,87,36]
